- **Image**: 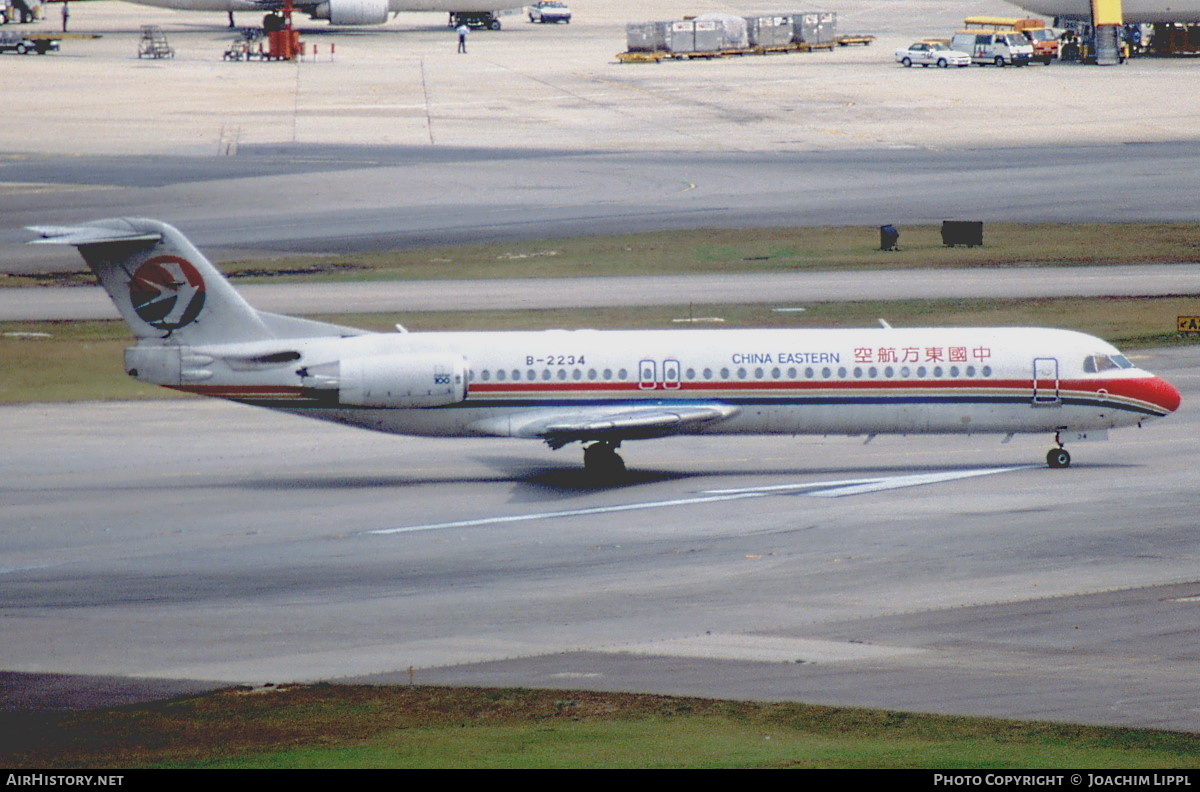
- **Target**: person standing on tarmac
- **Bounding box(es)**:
[456,22,469,53]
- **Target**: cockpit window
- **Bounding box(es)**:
[1083,354,1135,373]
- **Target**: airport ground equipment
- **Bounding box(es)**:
[619,11,842,62]
[942,221,984,247]
[964,16,1058,63]
[949,29,1034,65]
[137,26,174,58]
[452,10,500,29]
[0,29,56,53]
[1092,0,1124,63]
[0,0,40,24]
[222,28,267,60]
[1148,22,1200,53]
[528,1,569,24]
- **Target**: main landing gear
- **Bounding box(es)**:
[1046,431,1071,469]
[583,441,626,479]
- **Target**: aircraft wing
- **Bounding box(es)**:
[472,401,741,448]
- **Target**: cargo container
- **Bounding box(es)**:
[791,11,836,44]
[626,20,670,52]
[744,14,794,48]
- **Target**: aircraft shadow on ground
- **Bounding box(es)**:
[126,459,1137,499]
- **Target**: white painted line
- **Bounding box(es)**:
[806,466,1036,498]
[703,477,884,495]
[367,466,1031,536]
[610,634,926,664]
[368,492,763,535]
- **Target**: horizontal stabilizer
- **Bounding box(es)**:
[27,224,163,247]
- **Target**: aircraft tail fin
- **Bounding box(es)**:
[28,218,356,344]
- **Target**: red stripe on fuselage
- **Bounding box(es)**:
[469,376,1180,412]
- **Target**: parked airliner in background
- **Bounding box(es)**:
[1008,0,1200,22]
[29,219,1180,477]
[122,0,509,27]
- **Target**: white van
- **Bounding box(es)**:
[949,30,1034,66]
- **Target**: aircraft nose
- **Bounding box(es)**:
[1147,376,1182,414]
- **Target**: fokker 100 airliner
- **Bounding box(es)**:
[30,219,1181,476]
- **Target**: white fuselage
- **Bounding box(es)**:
[166,325,1180,443]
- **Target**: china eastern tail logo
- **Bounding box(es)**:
[128,256,206,330]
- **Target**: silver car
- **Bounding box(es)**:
[528,1,571,23]
[894,41,970,68]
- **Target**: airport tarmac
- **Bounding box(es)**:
[3,0,1200,735]
[7,1,1200,269]
[2,0,1197,157]
[1,345,1197,729]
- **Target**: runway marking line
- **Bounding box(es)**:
[366,466,1034,536]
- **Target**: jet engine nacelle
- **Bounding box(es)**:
[310,0,390,25]
[339,353,468,408]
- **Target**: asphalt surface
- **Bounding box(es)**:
[2,345,1197,729]
[6,264,1200,320]
[10,142,1200,273]
[2,0,1200,736]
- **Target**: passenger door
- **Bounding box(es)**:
[1032,357,1061,406]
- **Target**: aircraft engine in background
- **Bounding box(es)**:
[310,0,390,25]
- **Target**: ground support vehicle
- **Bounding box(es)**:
[949,30,1033,65]
[1149,22,1200,54]
[1,0,41,24]
[964,16,1058,64]
[0,30,56,53]
[895,41,970,67]
[836,34,875,46]
[452,11,500,30]
[527,2,569,24]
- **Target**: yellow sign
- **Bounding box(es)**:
[1178,316,1200,333]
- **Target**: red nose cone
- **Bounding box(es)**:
[1149,377,1182,414]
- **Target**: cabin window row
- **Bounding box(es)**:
[467,365,995,382]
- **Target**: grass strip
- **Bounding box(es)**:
[6,222,1200,287]
[4,684,1199,769]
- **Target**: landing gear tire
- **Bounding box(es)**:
[1046,448,1071,468]
[584,442,625,479]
